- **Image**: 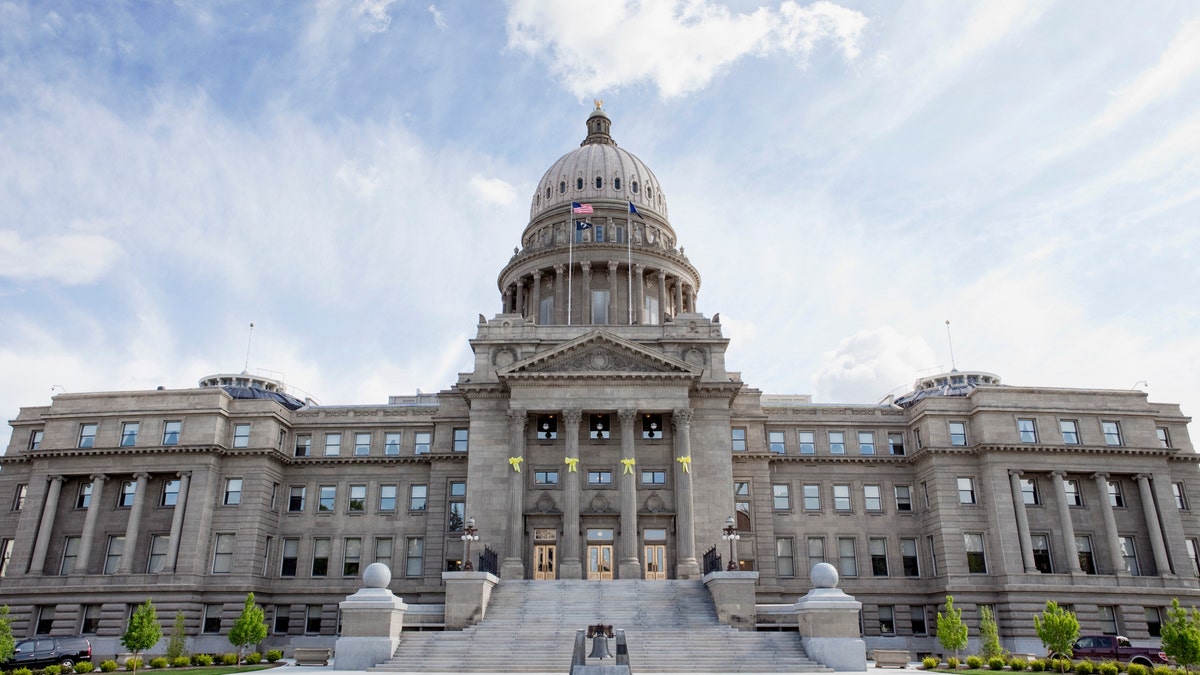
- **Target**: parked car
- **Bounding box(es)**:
[1050,635,1168,667]
[3,636,92,669]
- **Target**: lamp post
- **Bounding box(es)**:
[722,515,740,571]
[461,517,479,571]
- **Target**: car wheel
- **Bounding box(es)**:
[1131,658,1152,668]
[60,659,74,670]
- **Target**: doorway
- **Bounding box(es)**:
[587,545,613,580]
[643,545,666,580]
[534,544,556,580]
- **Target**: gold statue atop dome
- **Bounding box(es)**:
[594,99,603,110]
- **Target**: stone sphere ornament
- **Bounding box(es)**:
[363,562,392,588]
[810,562,839,588]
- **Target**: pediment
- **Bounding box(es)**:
[497,331,701,381]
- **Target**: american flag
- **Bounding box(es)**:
[572,202,593,214]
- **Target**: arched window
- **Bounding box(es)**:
[559,181,566,194]
[595,176,603,189]
[632,181,639,194]
[647,186,653,200]
[614,177,621,191]
[546,186,551,199]
[576,178,584,190]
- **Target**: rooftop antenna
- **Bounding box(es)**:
[243,322,255,374]
[945,320,957,371]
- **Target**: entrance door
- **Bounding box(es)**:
[534,545,556,580]
[587,545,614,580]
[643,545,666,580]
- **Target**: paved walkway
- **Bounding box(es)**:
[267,658,930,675]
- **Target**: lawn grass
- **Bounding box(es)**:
[143,666,272,675]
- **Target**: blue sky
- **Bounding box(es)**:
[2,1,1199,450]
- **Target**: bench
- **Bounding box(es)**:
[872,649,912,668]
[292,648,331,666]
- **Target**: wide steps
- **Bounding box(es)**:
[371,580,829,673]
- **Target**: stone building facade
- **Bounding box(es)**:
[2,105,1198,657]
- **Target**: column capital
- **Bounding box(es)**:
[563,409,582,426]
[607,260,619,272]
[672,408,694,429]
[531,269,543,281]
[634,263,645,273]
[1134,473,1156,482]
[553,264,565,275]
[1008,469,1024,477]
[617,409,638,426]
[1091,472,1111,481]
[1049,470,1069,479]
[176,471,192,479]
[507,409,528,430]
[48,475,66,484]
[580,260,591,273]
[90,474,108,482]
[656,269,667,280]
[133,472,151,481]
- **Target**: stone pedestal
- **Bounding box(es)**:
[560,559,584,579]
[334,563,407,670]
[443,570,501,629]
[794,563,865,671]
[702,570,759,630]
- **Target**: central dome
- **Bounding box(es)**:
[529,104,668,222]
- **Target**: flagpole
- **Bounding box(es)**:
[627,207,633,325]
[567,202,573,326]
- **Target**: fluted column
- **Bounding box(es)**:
[673,278,683,317]
[673,409,700,578]
[504,285,514,314]
[1008,471,1037,572]
[74,474,108,574]
[28,475,65,575]
[553,264,566,324]
[607,261,619,325]
[618,409,641,579]
[117,472,151,574]
[515,278,525,318]
[502,410,528,579]
[1136,474,1172,576]
[580,262,592,324]
[1092,473,1125,575]
[560,409,583,579]
[530,271,542,325]
[634,264,646,324]
[656,270,667,324]
[687,284,696,312]
[1050,471,1082,573]
[164,472,192,572]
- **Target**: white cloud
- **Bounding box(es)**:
[428,4,446,30]
[357,0,401,34]
[813,326,937,403]
[505,0,867,98]
[0,231,124,285]
[468,175,518,206]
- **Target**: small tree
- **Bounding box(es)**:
[938,595,969,660]
[0,605,15,663]
[165,611,187,661]
[979,605,1004,659]
[121,600,162,675]
[1034,601,1079,673]
[1162,598,1200,672]
[228,593,267,662]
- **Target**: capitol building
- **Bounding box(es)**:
[2,104,1198,659]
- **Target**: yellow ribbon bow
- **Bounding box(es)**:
[620,458,636,475]
[508,456,523,472]
[676,455,692,473]
[564,457,579,472]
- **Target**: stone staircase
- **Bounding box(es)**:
[371,579,830,673]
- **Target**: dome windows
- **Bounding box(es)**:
[595,176,603,189]
[614,177,621,191]
[545,186,551,199]
[576,178,584,190]
[632,181,639,194]
[647,186,654,200]
[559,181,567,194]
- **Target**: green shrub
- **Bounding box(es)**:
[169,657,189,668]
[1127,665,1149,675]
[968,656,984,669]
[220,653,238,666]
[1097,661,1118,675]
[192,655,212,667]
[989,656,1007,670]
[1029,659,1046,672]
[1010,657,1028,671]
[99,661,118,673]
[244,653,261,665]
[1151,667,1174,675]
[148,657,169,669]
[1074,660,1095,675]
[948,656,962,669]
[75,662,95,674]
[12,667,32,675]
[922,656,941,669]
[46,664,64,675]
[123,658,143,672]
[265,650,282,663]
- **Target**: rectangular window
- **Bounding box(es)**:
[305,605,323,634]
[11,484,26,511]
[223,478,242,506]
[162,421,182,446]
[79,423,98,448]
[375,537,394,568]
[878,605,895,635]
[78,482,93,509]
[354,432,371,456]
[343,537,362,577]
[1060,420,1080,444]
[405,537,424,577]
[318,485,336,512]
[837,537,857,577]
[1108,480,1125,507]
[776,537,795,577]
[798,431,815,454]
[144,534,169,573]
[295,434,311,457]
[957,477,976,504]
[768,431,786,454]
[894,485,912,512]
[540,295,555,324]
[453,428,469,452]
[887,432,905,455]
[965,533,987,573]
[233,423,250,448]
[807,537,825,572]
[1120,535,1140,575]
[80,605,101,634]
[535,471,559,485]
[118,480,136,507]
[1174,483,1189,510]
[121,422,140,447]
[414,431,431,454]
[588,470,613,485]
[384,432,401,455]
[0,539,12,577]
[591,289,610,324]
[29,430,44,450]
[348,485,366,513]
[60,536,81,575]
[1064,479,1083,506]
[410,484,427,511]
[281,538,299,576]
[288,486,306,512]
[900,538,919,577]
[212,533,234,573]
[731,427,746,451]
[828,431,845,454]
[1146,607,1163,637]
[274,606,290,634]
[773,484,790,510]
[1098,606,1118,635]
[1017,418,1038,443]
[1157,427,1171,448]
[803,484,820,511]
[911,606,927,635]
[858,431,875,455]
[833,484,851,511]
[1032,533,1053,573]
[869,537,889,577]
[379,485,397,511]
[948,421,967,446]
[448,500,466,532]
[263,536,273,575]
[590,413,610,440]
[104,536,124,574]
[1188,539,1200,577]
[864,484,882,512]
[537,414,559,440]
[203,604,222,633]
[643,296,659,325]
[324,432,341,456]
[1102,421,1123,446]
[1077,535,1096,574]
[35,606,54,634]
[312,538,331,576]
[1021,478,1040,505]
[161,479,179,507]
[642,470,666,485]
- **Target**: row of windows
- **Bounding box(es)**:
[283,481,462,520]
[276,535,424,579]
[864,604,1167,638]
[955,474,1189,511]
[32,603,338,637]
[948,418,1169,448]
[530,468,668,487]
[33,421,184,450]
[544,177,652,198]
[294,429,457,457]
[534,413,666,441]
[736,429,907,455]
[766,482,914,515]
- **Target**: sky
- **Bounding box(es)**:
[2,0,1199,451]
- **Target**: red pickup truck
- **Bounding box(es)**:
[1050,635,1168,666]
